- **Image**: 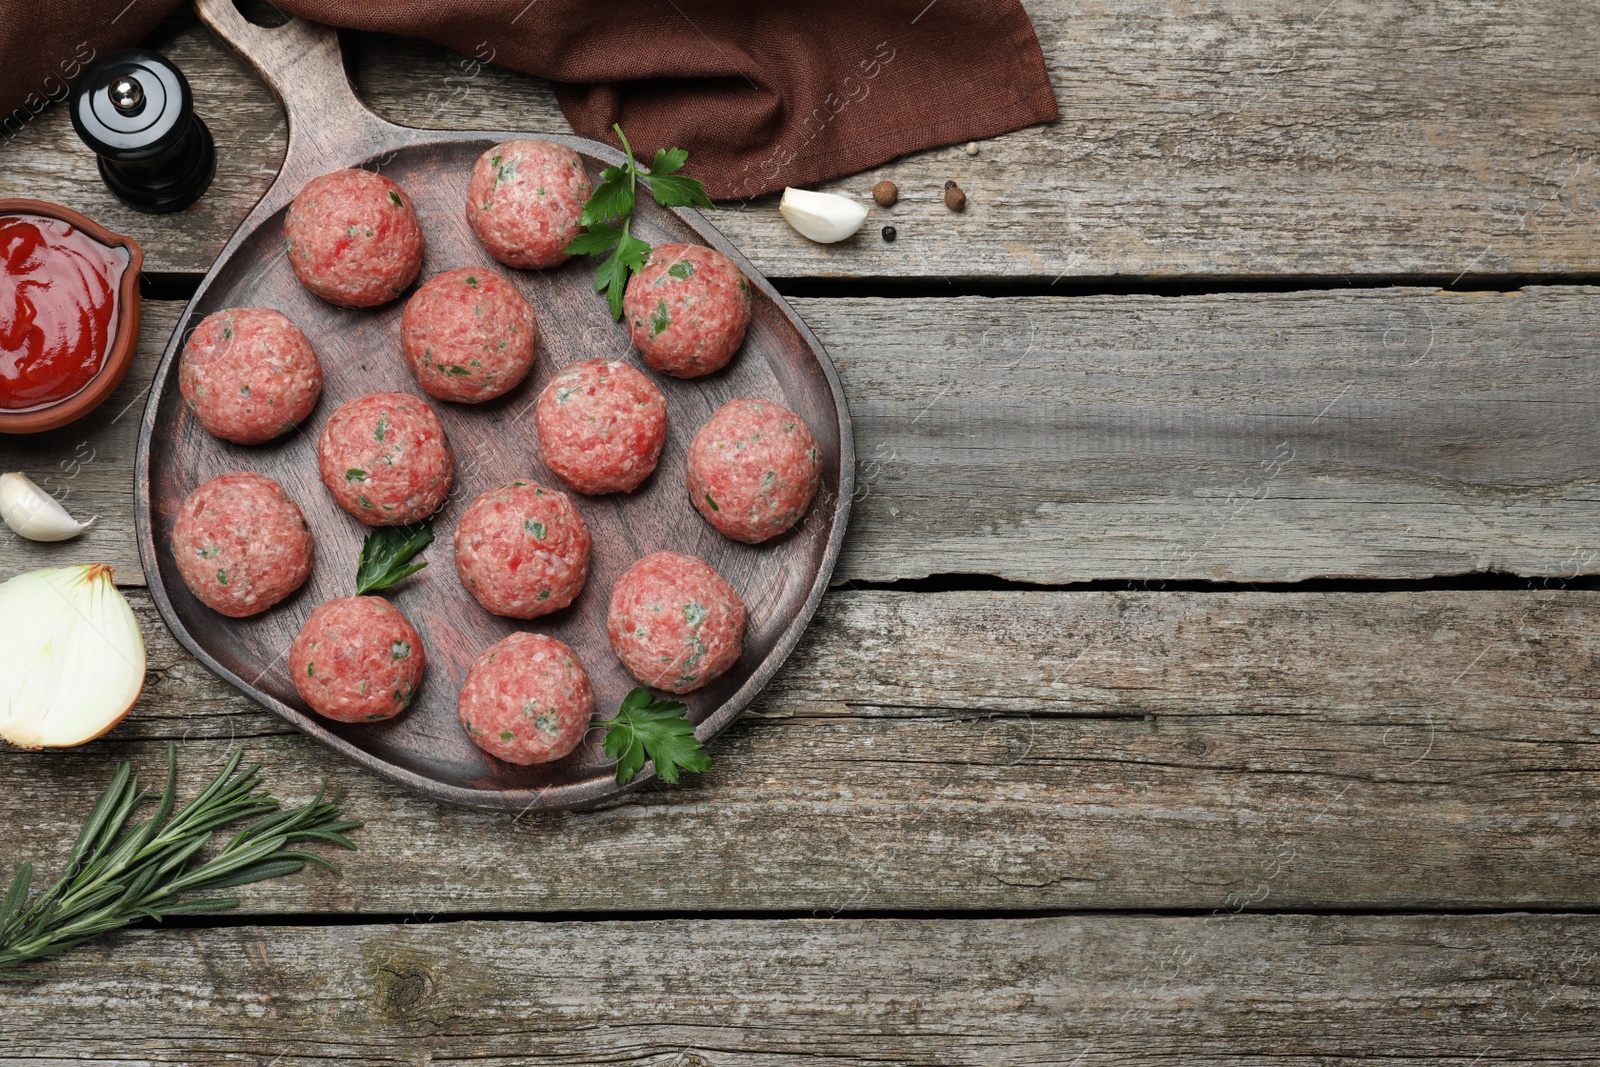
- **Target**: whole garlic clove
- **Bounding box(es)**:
[779,187,869,244]
[0,472,94,542]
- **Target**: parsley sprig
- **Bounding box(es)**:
[600,687,712,785]
[0,745,358,977]
[355,521,434,595]
[565,124,714,320]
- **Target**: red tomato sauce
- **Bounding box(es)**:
[0,214,128,411]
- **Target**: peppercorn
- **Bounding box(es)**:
[944,182,966,212]
[881,225,897,242]
[872,180,898,208]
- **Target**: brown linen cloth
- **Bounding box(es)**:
[0,0,1057,198]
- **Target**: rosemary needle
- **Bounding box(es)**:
[0,743,360,977]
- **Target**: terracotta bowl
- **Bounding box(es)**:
[0,198,143,435]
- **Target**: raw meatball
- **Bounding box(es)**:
[457,632,593,765]
[466,140,592,270]
[283,168,424,307]
[453,481,590,618]
[687,398,822,543]
[534,358,666,494]
[401,268,539,403]
[318,392,454,525]
[289,596,425,722]
[179,307,322,444]
[170,471,313,618]
[623,243,752,378]
[607,551,746,693]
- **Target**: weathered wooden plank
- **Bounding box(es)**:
[3,588,1596,913]
[4,2,1598,280]
[2,914,1597,1063]
[0,12,285,279]
[11,286,1599,584]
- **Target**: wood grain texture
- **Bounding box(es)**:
[3,587,1596,913]
[14,286,1600,585]
[3,2,1598,280]
[3,914,1598,1063]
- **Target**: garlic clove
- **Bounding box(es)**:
[779,187,869,244]
[0,472,93,542]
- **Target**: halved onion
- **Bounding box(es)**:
[0,564,144,749]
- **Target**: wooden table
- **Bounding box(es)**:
[3,3,1599,1061]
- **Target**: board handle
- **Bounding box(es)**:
[195,0,398,202]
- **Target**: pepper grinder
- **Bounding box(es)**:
[70,49,216,214]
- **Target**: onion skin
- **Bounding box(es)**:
[0,564,144,749]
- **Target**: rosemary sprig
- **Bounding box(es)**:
[0,744,360,977]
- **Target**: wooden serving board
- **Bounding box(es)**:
[133,0,853,810]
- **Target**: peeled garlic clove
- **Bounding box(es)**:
[779,187,869,244]
[0,472,93,542]
[0,564,144,749]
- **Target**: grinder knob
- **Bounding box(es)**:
[70,49,215,214]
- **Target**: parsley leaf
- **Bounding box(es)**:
[648,146,689,177]
[599,687,712,785]
[565,221,623,256]
[582,172,635,228]
[563,123,714,320]
[593,230,652,319]
[647,171,715,210]
[355,521,434,595]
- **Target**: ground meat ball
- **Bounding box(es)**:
[453,481,591,618]
[607,551,746,693]
[170,471,313,618]
[623,243,752,378]
[534,359,667,494]
[289,596,425,722]
[318,392,454,525]
[466,140,592,270]
[687,398,823,544]
[283,169,424,307]
[457,632,593,765]
[401,268,539,403]
[178,307,322,445]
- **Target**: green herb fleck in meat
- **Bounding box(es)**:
[391,640,411,660]
[668,260,695,280]
[762,470,775,489]
[704,493,719,512]
[388,190,403,207]
[222,325,233,340]
[538,588,551,600]
[526,520,546,538]
[306,662,315,676]
[447,365,471,376]
[346,469,367,482]
[465,275,478,287]
[374,415,388,441]
[499,730,516,742]
[216,570,228,585]
[239,385,251,396]
[684,602,707,627]
[359,496,374,509]
[650,299,672,337]
[557,385,581,402]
